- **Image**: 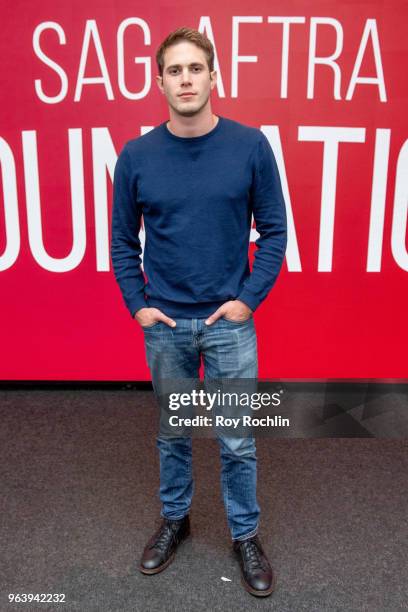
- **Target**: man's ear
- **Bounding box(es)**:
[156,75,164,94]
[210,70,217,90]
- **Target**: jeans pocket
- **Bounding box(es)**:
[141,321,161,330]
[222,315,253,325]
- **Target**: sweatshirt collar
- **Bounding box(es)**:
[163,115,223,143]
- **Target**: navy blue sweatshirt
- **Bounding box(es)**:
[111,116,287,318]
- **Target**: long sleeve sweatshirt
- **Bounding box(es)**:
[111,115,287,318]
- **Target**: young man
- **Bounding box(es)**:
[111,27,287,597]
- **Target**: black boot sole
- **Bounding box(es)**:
[240,571,276,597]
[138,551,175,575]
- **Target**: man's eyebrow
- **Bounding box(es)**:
[166,62,205,70]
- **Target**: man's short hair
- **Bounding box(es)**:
[156,27,215,76]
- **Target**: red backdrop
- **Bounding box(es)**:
[0,1,407,380]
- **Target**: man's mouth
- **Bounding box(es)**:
[179,93,196,97]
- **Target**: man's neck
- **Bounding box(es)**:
[166,112,219,138]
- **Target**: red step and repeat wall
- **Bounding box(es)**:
[0,1,407,380]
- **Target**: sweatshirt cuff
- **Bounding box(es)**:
[236,289,261,313]
[127,294,147,319]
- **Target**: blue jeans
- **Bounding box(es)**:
[143,315,260,542]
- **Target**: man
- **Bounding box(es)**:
[111,27,287,597]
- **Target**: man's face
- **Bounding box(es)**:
[156,41,217,117]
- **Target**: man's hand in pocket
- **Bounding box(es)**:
[205,300,252,326]
[134,307,176,328]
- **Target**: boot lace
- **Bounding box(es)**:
[240,538,268,572]
[149,520,177,553]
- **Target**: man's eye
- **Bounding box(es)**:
[192,66,202,72]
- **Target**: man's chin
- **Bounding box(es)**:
[176,109,201,118]
[174,105,203,117]
[170,97,210,118]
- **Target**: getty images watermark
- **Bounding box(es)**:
[165,388,290,431]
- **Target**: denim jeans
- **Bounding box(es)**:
[142,315,260,542]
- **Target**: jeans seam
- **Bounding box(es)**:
[185,445,192,484]
[161,511,188,520]
[225,468,231,534]
[232,523,259,542]
[184,442,193,514]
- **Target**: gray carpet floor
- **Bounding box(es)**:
[1,387,407,611]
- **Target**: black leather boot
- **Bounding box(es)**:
[139,515,190,574]
[233,535,275,596]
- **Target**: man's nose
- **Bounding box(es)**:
[181,68,192,84]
